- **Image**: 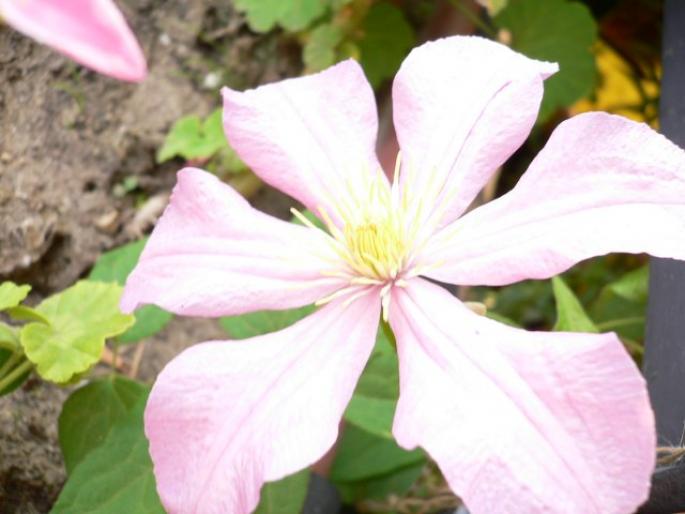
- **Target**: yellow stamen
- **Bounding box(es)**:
[294,152,459,319]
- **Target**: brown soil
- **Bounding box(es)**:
[0,1,300,511]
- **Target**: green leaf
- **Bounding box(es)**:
[494,0,597,122]
[220,304,315,339]
[116,304,171,344]
[0,281,31,311]
[58,375,147,474]
[304,23,344,71]
[591,265,648,342]
[552,276,598,333]
[335,461,424,503]
[235,0,329,32]
[344,395,396,439]
[51,392,165,514]
[20,281,135,383]
[89,239,147,284]
[607,264,649,303]
[254,470,310,514]
[89,239,172,343]
[331,425,424,482]
[344,326,398,438]
[359,2,415,88]
[7,304,51,324]
[157,109,227,163]
[280,0,329,31]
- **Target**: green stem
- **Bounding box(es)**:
[0,351,21,379]
[0,358,33,392]
[449,0,497,38]
[0,339,17,352]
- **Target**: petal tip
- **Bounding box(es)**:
[539,60,559,79]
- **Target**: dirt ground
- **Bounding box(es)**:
[0,1,299,511]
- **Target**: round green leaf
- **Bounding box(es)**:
[304,23,344,71]
[234,0,328,32]
[0,281,31,311]
[20,281,135,383]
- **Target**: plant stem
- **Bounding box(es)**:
[0,351,21,379]
[0,359,33,392]
[0,339,17,352]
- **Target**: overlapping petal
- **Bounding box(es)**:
[0,0,146,82]
[222,60,382,221]
[392,36,557,231]
[423,112,685,286]
[121,168,346,317]
[389,279,654,514]
[145,292,381,514]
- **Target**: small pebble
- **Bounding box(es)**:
[202,71,222,90]
[95,210,120,233]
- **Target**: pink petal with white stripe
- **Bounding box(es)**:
[222,60,381,221]
[0,0,146,82]
[424,112,685,286]
[392,36,556,230]
[390,279,654,514]
[145,292,381,514]
[121,168,345,317]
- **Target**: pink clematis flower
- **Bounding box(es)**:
[122,36,685,513]
[0,0,146,82]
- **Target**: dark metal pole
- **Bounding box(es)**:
[643,0,685,447]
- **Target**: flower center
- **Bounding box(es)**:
[343,207,407,281]
[291,154,431,320]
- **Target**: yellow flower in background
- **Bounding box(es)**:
[571,41,659,127]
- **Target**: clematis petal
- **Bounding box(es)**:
[423,112,685,286]
[145,292,381,514]
[0,0,146,82]
[121,168,346,317]
[222,60,382,220]
[390,279,654,514]
[392,36,556,231]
